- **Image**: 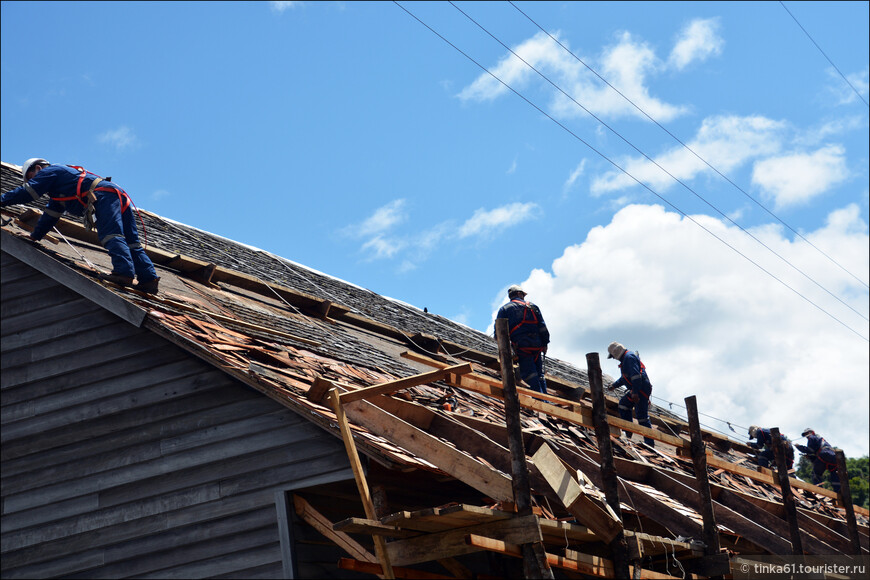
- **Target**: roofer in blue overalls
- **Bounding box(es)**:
[495,285,550,394]
[795,428,841,493]
[1,158,160,294]
[748,425,795,470]
[606,341,655,447]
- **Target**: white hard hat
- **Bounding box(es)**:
[801,427,814,438]
[507,284,526,296]
[607,341,626,360]
[748,425,759,438]
[22,158,49,182]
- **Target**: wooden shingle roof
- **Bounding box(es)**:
[2,160,867,578]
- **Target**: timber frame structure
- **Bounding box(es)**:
[2,160,868,579]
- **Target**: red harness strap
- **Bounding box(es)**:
[509,300,545,359]
[509,299,538,334]
[619,357,650,399]
[817,439,838,470]
[51,166,131,213]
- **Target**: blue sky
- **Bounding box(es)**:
[2,1,868,458]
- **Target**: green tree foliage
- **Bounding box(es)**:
[795,453,869,508]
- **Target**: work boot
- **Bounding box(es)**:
[136,277,160,294]
[99,272,134,287]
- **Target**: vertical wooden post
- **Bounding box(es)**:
[771,427,803,556]
[587,352,631,579]
[330,388,395,579]
[684,396,721,559]
[494,318,553,579]
[835,449,862,554]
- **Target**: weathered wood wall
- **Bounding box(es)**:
[1,252,353,579]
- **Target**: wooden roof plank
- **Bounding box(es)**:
[333,517,420,539]
[530,442,622,543]
[342,397,515,502]
[338,363,472,405]
[386,514,542,567]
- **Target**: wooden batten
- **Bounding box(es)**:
[293,495,378,565]
[402,349,866,514]
[386,514,543,567]
[338,363,472,405]
[329,387,396,579]
[530,442,622,543]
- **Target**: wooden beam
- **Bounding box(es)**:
[464,536,682,579]
[587,352,632,579]
[712,489,814,557]
[333,517,420,539]
[292,495,378,565]
[403,351,867,510]
[372,393,624,546]
[637,460,852,556]
[494,318,553,579]
[644,465,795,557]
[402,350,594,411]
[385,513,543,567]
[339,392,515,502]
[308,376,342,403]
[530,442,622,543]
[685,395,721,556]
[338,363,472,405]
[836,449,863,554]
[329,388,395,579]
[772,427,803,555]
[542,437,707,541]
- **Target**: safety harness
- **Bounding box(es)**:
[619,355,651,400]
[816,438,838,471]
[50,166,130,231]
[509,299,546,360]
[40,166,147,248]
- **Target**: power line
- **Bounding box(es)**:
[779,0,870,108]
[450,1,867,324]
[509,0,869,291]
[392,1,869,343]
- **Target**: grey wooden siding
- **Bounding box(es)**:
[1,252,352,579]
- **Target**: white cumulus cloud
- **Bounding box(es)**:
[495,203,869,458]
[751,145,849,209]
[591,115,788,196]
[97,126,138,151]
[345,199,408,238]
[458,29,689,123]
[458,202,541,239]
[269,1,301,13]
[668,18,724,70]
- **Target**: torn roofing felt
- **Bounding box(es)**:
[2,159,867,573]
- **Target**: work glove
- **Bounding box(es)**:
[630,392,640,403]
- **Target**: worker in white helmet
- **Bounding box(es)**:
[606,341,655,447]
[1,159,160,294]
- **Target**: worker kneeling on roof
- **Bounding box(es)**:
[1,158,160,294]
[747,426,794,470]
[606,341,655,447]
[796,428,841,493]
[495,285,550,394]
